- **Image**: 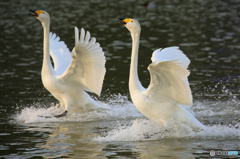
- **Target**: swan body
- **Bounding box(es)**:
[118,18,205,130]
[30,10,106,117]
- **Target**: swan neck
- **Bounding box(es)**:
[129,30,144,92]
[42,22,54,74]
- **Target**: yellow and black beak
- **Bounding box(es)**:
[29,9,42,17]
[118,18,132,25]
[118,18,126,25]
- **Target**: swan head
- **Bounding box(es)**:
[29,9,50,24]
[118,18,141,33]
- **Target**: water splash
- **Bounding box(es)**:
[94,118,240,142]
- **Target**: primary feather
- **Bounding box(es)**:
[49,32,72,75]
[59,27,106,96]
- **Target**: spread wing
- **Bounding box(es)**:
[145,47,192,106]
[49,32,72,75]
[58,27,106,96]
[151,46,191,86]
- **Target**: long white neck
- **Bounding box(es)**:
[41,21,54,76]
[129,30,144,93]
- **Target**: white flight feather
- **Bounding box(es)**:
[49,32,72,75]
[58,27,106,96]
[146,60,192,106]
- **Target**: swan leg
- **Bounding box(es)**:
[53,101,69,118]
[38,102,69,118]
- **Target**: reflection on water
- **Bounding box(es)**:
[1,0,240,158]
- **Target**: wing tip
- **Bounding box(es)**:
[152,46,190,67]
[81,28,85,34]
[75,26,79,33]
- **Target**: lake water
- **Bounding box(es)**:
[1,0,240,158]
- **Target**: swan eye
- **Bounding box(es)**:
[131,21,133,22]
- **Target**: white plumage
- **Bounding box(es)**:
[30,10,106,117]
[118,18,205,130]
[58,27,106,96]
[49,32,72,75]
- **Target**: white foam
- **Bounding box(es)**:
[94,118,240,142]
[14,94,240,141]
[192,100,240,117]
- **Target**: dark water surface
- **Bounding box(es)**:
[1,0,240,158]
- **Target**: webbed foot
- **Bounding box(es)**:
[54,111,68,118]
[38,115,52,118]
[38,111,68,118]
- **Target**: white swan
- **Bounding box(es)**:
[29,10,106,118]
[118,18,205,130]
